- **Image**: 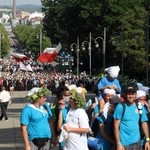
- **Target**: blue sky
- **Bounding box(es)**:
[1,0,41,6]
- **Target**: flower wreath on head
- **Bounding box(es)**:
[70,89,86,108]
[27,87,50,101]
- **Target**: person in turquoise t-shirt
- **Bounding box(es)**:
[88,89,119,150]
[113,85,150,150]
[136,90,150,148]
[97,66,122,113]
[54,85,70,150]
[20,87,53,150]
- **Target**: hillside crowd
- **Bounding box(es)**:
[0,58,98,93]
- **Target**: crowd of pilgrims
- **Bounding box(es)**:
[0,58,98,92]
[20,65,150,150]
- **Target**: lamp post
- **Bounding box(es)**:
[70,37,80,76]
[82,32,92,76]
[94,27,106,70]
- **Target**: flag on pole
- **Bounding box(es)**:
[19,62,28,71]
[37,43,62,63]
[11,52,29,62]
[19,62,33,72]
[26,64,33,72]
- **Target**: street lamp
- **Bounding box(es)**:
[82,32,92,76]
[94,27,106,70]
[70,37,80,76]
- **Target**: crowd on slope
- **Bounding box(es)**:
[0,58,98,93]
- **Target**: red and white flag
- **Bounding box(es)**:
[19,62,28,71]
[26,64,33,72]
[38,43,62,63]
[11,52,29,62]
[19,62,33,72]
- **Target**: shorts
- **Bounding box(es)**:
[124,140,142,150]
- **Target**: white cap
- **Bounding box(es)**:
[28,87,39,96]
[105,66,120,78]
[136,90,146,99]
[103,88,116,95]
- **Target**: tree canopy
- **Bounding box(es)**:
[13,24,52,58]
[42,0,150,84]
[0,23,11,58]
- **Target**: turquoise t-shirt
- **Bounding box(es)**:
[95,114,114,150]
[97,114,114,136]
[62,107,67,124]
[98,76,122,93]
[113,103,148,146]
[94,104,99,114]
[20,104,52,141]
[59,108,68,149]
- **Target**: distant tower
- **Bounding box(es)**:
[12,0,16,18]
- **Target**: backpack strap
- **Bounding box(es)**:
[120,102,126,119]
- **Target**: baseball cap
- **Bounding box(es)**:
[125,86,137,93]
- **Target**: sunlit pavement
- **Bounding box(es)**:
[0,91,59,150]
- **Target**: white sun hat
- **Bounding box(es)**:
[136,90,146,99]
[27,87,39,96]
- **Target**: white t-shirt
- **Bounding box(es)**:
[64,108,89,150]
[0,90,11,102]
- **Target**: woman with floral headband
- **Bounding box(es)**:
[59,89,90,150]
[20,87,53,150]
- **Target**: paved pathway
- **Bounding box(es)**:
[0,91,94,150]
[0,91,27,150]
[0,91,59,150]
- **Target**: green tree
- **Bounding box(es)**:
[13,24,52,58]
[42,0,149,83]
[0,23,11,58]
[108,4,147,79]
